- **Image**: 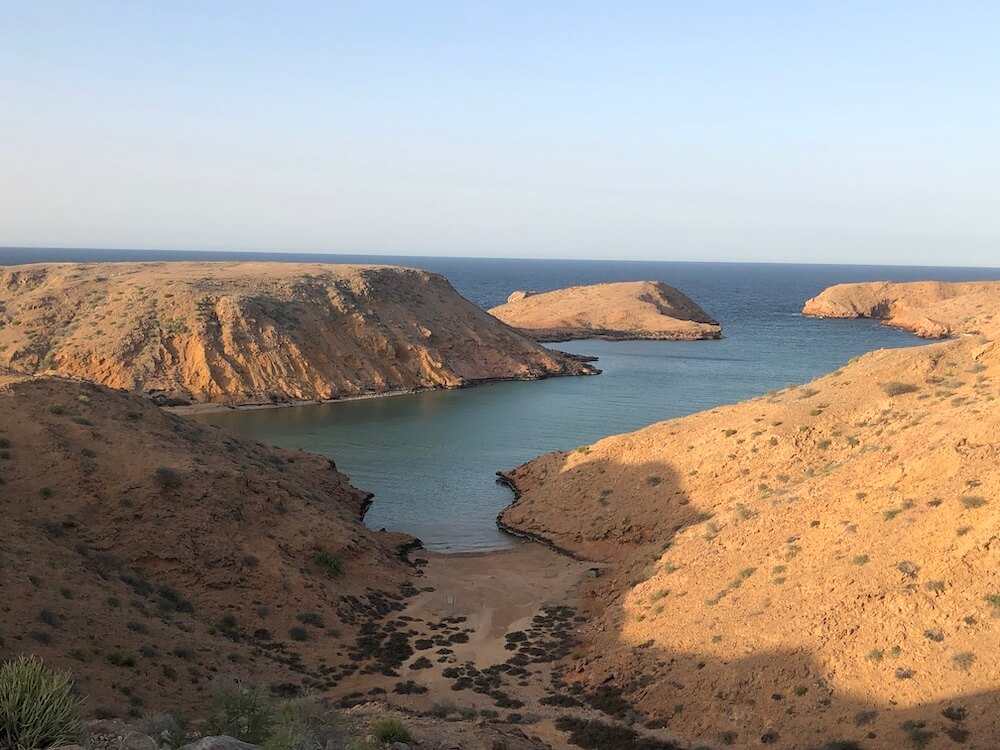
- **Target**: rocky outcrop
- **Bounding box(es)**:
[803,280,1000,338]
[498,334,1000,747]
[488,281,721,341]
[0,262,597,405]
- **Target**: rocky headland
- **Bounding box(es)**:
[497,332,1000,747]
[0,262,597,406]
[803,280,1000,338]
[488,281,721,342]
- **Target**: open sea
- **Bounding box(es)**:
[4,247,999,551]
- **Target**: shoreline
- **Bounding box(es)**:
[167,365,602,416]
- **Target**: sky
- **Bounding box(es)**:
[1,2,998,266]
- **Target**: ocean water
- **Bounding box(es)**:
[4,248,999,551]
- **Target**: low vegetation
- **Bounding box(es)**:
[0,656,83,750]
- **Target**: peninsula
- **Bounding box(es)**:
[0,262,597,406]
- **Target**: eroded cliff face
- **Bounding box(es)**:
[0,262,596,405]
[803,280,1000,338]
[488,280,721,341]
[499,335,1000,748]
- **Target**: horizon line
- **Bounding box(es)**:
[1,245,999,271]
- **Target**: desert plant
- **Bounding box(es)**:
[369,717,410,743]
[207,683,274,744]
[0,656,83,750]
[952,652,976,672]
[264,697,349,750]
[880,382,918,396]
[960,495,988,509]
[154,466,183,489]
[313,551,344,578]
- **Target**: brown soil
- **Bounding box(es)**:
[499,334,1000,748]
[488,281,721,341]
[0,262,596,406]
[803,280,1000,338]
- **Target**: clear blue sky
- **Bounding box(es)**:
[2,2,998,265]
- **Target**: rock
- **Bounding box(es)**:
[506,290,535,303]
[121,733,158,750]
[178,737,263,750]
[489,280,721,342]
[390,743,411,750]
[802,280,1000,338]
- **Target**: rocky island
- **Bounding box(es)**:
[803,280,1000,338]
[0,262,597,406]
[488,280,721,342]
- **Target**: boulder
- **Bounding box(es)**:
[178,737,263,750]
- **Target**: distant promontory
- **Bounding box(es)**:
[803,280,1000,338]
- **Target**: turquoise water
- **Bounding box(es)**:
[5,249,997,551]
[193,327,919,551]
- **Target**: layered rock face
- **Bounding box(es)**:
[0,262,596,405]
[0,373,415,715]
[803,280,1000,338]
[499,335,1000,747]
[488,280,721,341]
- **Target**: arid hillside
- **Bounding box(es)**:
[803,280,1000,338]
[0,372,420,718]
[0,262,596,405]
[500,335,1000,748]
[488,281,721,341]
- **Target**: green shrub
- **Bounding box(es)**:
[369,717,410,743]
[207,684,274,744]
[296,613,324,628]
[0,656,83,750]
[313,551,344,579]
[264,698,349,750]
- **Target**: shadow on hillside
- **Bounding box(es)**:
[504,450,1000,749]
